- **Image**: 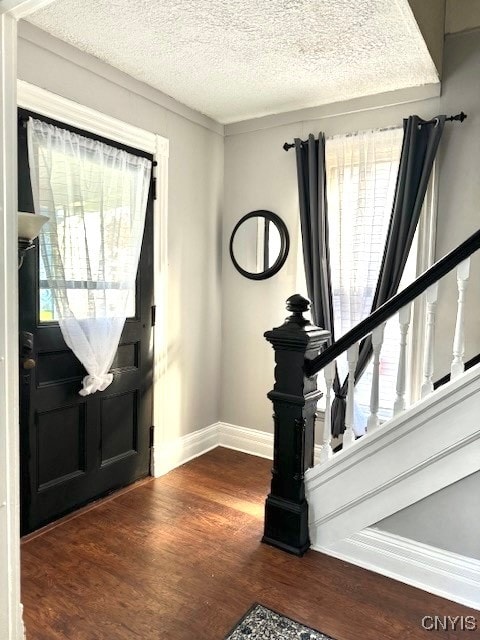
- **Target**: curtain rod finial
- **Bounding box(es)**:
[446,111,467,123]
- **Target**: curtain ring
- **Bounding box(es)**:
[418,117,439,130]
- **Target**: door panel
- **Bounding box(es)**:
[37,404,86,490]
[18,109,154,534]
[100,390,138,465]
[36,350,85,386]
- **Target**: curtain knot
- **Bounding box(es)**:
[79,373,114,397]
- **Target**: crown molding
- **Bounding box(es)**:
[225,83,441,136]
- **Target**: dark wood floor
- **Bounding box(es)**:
[21,448,479,639]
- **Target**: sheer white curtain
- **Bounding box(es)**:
[28,117,152,396]
[327,128,403,431]
[327,129,402,334]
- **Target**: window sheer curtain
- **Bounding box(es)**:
[28,117,152,396]
[327,128,403,433]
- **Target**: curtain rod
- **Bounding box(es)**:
[282,111,467,151]
[17,113,157,165]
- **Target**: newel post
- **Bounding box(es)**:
[262,294,330,556]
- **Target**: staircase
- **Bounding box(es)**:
[306,362,480,549]
[263,230,480,608]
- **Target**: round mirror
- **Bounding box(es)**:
[229,210,290,280]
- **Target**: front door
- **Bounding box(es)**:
[18,110,154,535]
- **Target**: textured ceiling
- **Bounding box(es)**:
[26,0,439,124]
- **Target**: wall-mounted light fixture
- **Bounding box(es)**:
[18,211,49,269]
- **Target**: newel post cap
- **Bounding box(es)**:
[286,293,310,314]
[264,294,330,351]
[283,294,311,328]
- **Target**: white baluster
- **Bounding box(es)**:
[421,282,439,398]
[367,323,386,433]
[394,304,411,415]
[321,361,335,462]
[343,342,359,450]
[451,258,470,379]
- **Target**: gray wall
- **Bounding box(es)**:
[17,27,224,440]
[408,0,445,75]
[222,98,446,433]
[446,0,480,34]
[375,473,480,559]
[221,29,480,557]
[222,29,480,433]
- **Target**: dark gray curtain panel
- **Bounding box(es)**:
[295,134,344,426]
[295,134,334,335]
[330,115,446,435]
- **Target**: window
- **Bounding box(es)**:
[35,135,148,323]
[297,127,435,431]
[39,203,137,322]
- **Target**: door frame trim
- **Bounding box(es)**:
[1,4,60,639]
[17,80,170,480]
[0,11,23,640]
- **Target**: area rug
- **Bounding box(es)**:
[225,603,335,639]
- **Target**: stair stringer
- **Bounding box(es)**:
[305,364,480,549]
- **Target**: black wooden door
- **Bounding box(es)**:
[18,110,154,535]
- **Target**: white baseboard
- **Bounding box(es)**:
[314,527,480,611]
[152,421,273,477]
[218,421,323,463]
[18,603,25,640]
[152,423,220,477]
[153,420,324,477]
[218,422,274,459]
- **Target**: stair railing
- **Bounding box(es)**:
[262,228,480,556]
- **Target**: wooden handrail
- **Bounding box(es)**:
[307,228,480,378]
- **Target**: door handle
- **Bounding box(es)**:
[19,331,35,369]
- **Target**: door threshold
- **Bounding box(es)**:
[21,476,154,544]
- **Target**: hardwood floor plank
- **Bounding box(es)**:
[21,447,479,639]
